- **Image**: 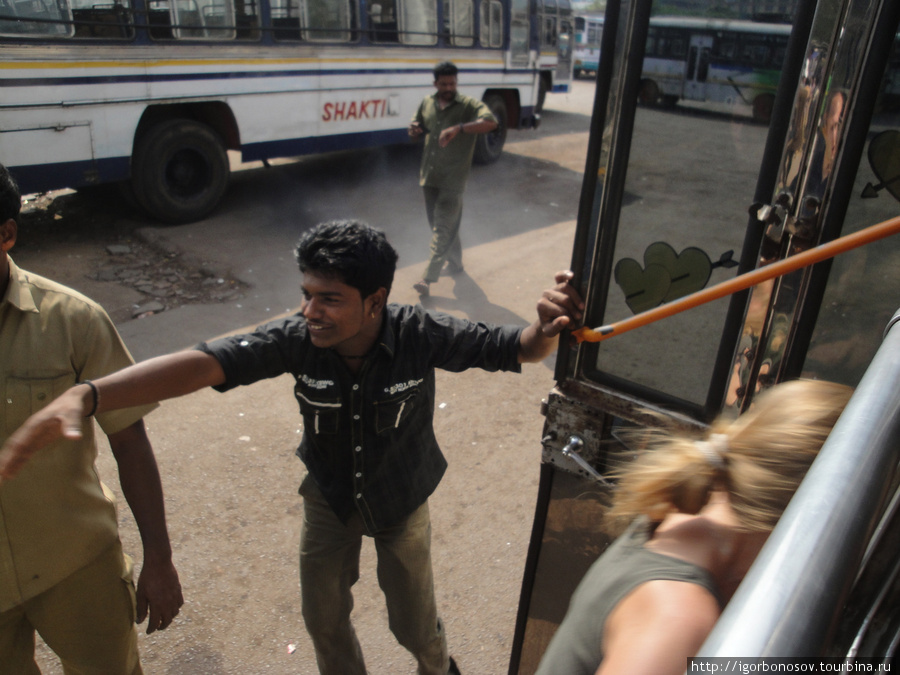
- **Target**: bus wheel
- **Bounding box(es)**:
[131,119,229,224]
[752,94,775,124]
[474,94,507,164]
[638,80,659,106]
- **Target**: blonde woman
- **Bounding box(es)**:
[535,379,852,675]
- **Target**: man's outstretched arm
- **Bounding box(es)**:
[518,270,585,364]
[0,349,225,478]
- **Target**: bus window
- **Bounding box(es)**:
[301,0,354,41]
[172,0,206,38]
[509,0,527,63]
[479,0,501,48]
[543,15,555,47]
[398,0,436,45]
[70,0,134,39]
[233,0,259,39]
[270,0,298,39]
[448,0,473,46]
[368,0,396,41]
[0,0,73,36]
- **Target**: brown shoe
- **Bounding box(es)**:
[413,280,430,296]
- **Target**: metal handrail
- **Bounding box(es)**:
[696,308,900,657]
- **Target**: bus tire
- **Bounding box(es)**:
[752,94,775,124]
[131,119,229,224]
[638,80,660,106]
[473,94,507,165]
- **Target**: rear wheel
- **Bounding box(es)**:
[638,79,660,106]
[131,119,229,224]
[473,94,508,165]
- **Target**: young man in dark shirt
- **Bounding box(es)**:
[0,219,583,675]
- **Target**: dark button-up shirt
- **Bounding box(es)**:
[198,303,523,533]
[413,91,497,192]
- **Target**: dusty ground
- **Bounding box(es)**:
[14,85,595,674]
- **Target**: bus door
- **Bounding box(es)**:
[508,0,900,671]
[684,32,713,101]
[555,13,573,89]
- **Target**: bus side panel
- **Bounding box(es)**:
[641,55,684,98]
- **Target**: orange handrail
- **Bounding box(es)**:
[572,215,900,343]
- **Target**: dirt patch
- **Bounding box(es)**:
[14,188,247,324]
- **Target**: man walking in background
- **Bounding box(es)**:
[409,61,498,296]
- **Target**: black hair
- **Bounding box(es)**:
[294,220,398,298]
[0,163,21,224]
[433,61,458,80]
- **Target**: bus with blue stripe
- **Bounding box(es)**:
[0,0,571,222]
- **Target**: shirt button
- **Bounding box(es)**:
[355,446,362,452]
[355,472,362,478]
[352,384,359,391]
[356,493,362,499]
[353,414,360,420]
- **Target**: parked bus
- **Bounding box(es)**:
[511,0,900,670]
[639,16,791,122]
[572,12,602,78]
[0,0,566,222]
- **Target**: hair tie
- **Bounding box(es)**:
[696,433,728,471]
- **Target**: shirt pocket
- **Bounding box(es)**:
[295,390,342,435]
[4,373,72,435]
[374,387,418,434]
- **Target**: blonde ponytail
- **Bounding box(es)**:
[609,380,852,533]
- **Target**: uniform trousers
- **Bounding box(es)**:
[299,480,449,675]
[422,185,465,283]
[0,540,141,675]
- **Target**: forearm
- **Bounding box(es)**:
[518,320,559,363]
[86,349,226,416]
[109,421,173,561]
[463,118,498,135]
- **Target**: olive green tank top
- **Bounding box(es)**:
[534,519,723,675]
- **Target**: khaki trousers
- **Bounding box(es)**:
[299,480,449,675]
[0,540,141,675]
[422,185,465,283]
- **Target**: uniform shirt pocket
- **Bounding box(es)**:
[3,373,72,437]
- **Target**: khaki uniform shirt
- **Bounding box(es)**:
[0,257,156,611]
[413,91,497,192]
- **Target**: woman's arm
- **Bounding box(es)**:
[597,579,720,675]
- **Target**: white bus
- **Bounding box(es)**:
[639,16,791,122]
[573,12,602,78]
[0,0,569,222]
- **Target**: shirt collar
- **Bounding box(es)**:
[3,257,39,314]
[432,91,461,107]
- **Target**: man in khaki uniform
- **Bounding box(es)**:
[0,163,183,673]
[409,61,498,296]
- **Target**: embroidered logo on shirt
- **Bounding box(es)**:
[300,374,335,390]
[384,379,423,396]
